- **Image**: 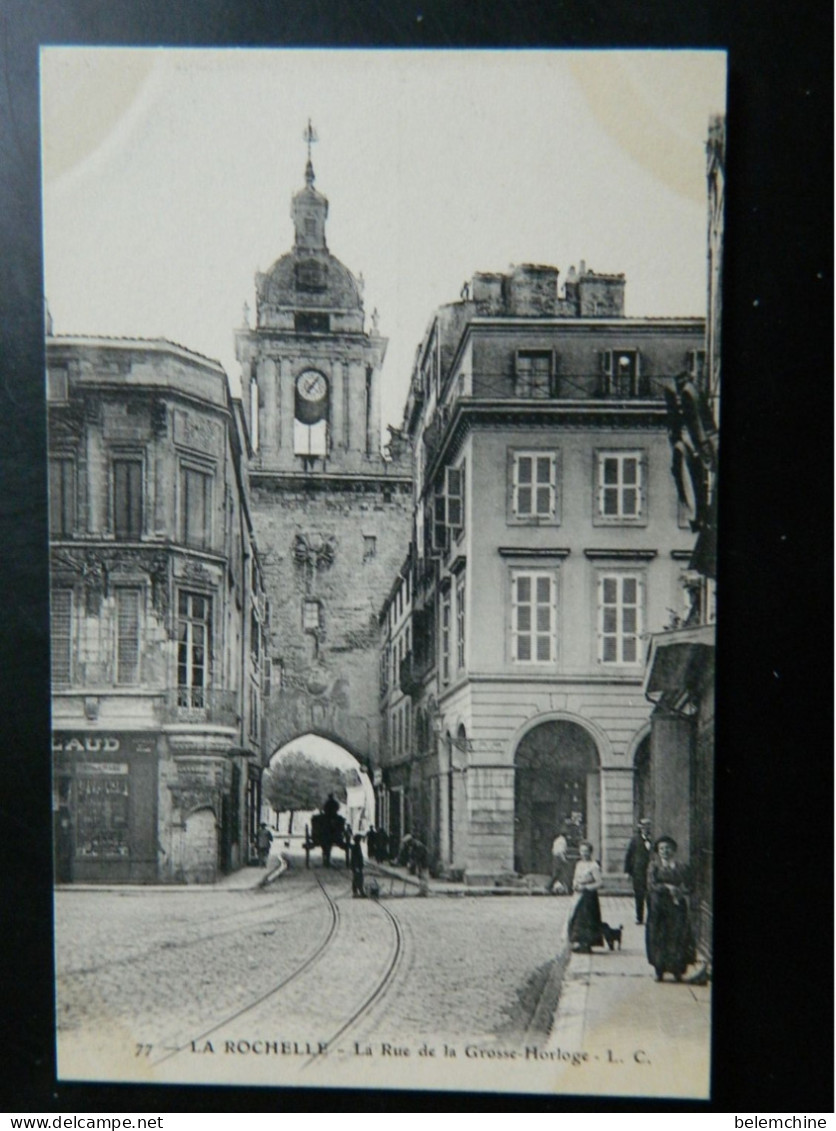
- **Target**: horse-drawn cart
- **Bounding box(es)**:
[304,811,350,868]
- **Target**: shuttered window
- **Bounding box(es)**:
[51,589,73,684]
[440,590,451,683]
[598,573,644,664]
[596,451,644,520]
[456,573,466,671]
[113,459,143,539]
[116,588,140,685]
[515,351,552,398]
[49,457,76,537]
[511,570,556,664]
[512,452,556,519]
[180,465,212,549]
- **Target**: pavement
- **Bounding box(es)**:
[57,853,711,1096]
[544,894,712,1097]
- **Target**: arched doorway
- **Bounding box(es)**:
[514,719,600,875]
[633,735,652,827]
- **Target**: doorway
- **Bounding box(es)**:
[514,719,600,875]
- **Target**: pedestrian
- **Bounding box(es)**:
[624,818,653,923]
[645,835,696,982]
[567,840,604,953]
[350,833,365,898]
[397,833,413,868]
[548,830,569,893]
[255,823,273,868]
[411,836,428,879]
[366,825,378,860]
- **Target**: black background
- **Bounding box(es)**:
[1,0,832,1114]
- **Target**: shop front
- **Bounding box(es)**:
[52,731,160,884]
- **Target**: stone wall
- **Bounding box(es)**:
[252,476,412,761]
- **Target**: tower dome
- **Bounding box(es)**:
[255,148,364,333]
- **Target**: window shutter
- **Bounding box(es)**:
[446,466,463,531]
[432,486,448,553]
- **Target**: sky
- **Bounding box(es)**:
[41,48,726,433]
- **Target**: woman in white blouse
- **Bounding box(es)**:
[567,840,605,952]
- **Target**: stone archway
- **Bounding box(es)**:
[263,732,375,840]
[514,719,601,875]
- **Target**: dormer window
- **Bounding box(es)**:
[515,350,553,398]
[295,260,327,292]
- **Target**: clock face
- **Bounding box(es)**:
[297,371,328,402]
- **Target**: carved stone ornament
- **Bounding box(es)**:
[293,532,337,570]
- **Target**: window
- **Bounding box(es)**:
[601,349,643,397]
[295,260,327,291]
[512,451,557,521]
[511,570,556,664]
[596,451,644,521]
[115,588,140,685]
[515,351,553,398]
[177,591,212,707]
[432,463,466,552]
[113,458,143,539]
[51,589,73,684]
[47,369,69,402]
[250,610,260,663]
[75,764,129,858]
[294,312,330,333]
[446,465,465,534]
[456,573,466,671]
[687,349,706,383]
[363,534,377,561]
[180,465,212,549]
[249,683,260,742]
[440,590,451,683]
[303,600,321,632]
[49,456,75,537]
[598,573,643,664]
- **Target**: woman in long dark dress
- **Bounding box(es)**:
[567,840,604,952]
[645,835,696,981]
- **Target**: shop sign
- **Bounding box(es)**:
[76,762,129,776]
[52,733,157,756]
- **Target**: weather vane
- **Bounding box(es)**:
[303,119,318,162]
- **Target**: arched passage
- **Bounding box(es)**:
[262,732,375,841]
[514,719,601,875]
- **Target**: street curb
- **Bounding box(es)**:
[367,863,628,899]
[526,927,574,1038]
[259,854,290,887]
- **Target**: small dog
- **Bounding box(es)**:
[601,922,623,950]
[368,878,381,901]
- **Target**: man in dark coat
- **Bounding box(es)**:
[624,819,653,924]
[255,823,273,868]
[350,833,365,898]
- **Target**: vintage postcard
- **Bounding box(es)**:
[43,47,725,1098]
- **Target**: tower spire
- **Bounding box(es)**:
[303,119,318,186]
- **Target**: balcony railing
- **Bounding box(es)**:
[162,687,240,727]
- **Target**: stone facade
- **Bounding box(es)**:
[48,338,266,883]
[378,263,704,882]
[236,155,413,769]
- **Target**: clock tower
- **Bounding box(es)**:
[235,132,412,768]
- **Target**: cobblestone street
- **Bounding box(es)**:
[55,861,572,1088]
